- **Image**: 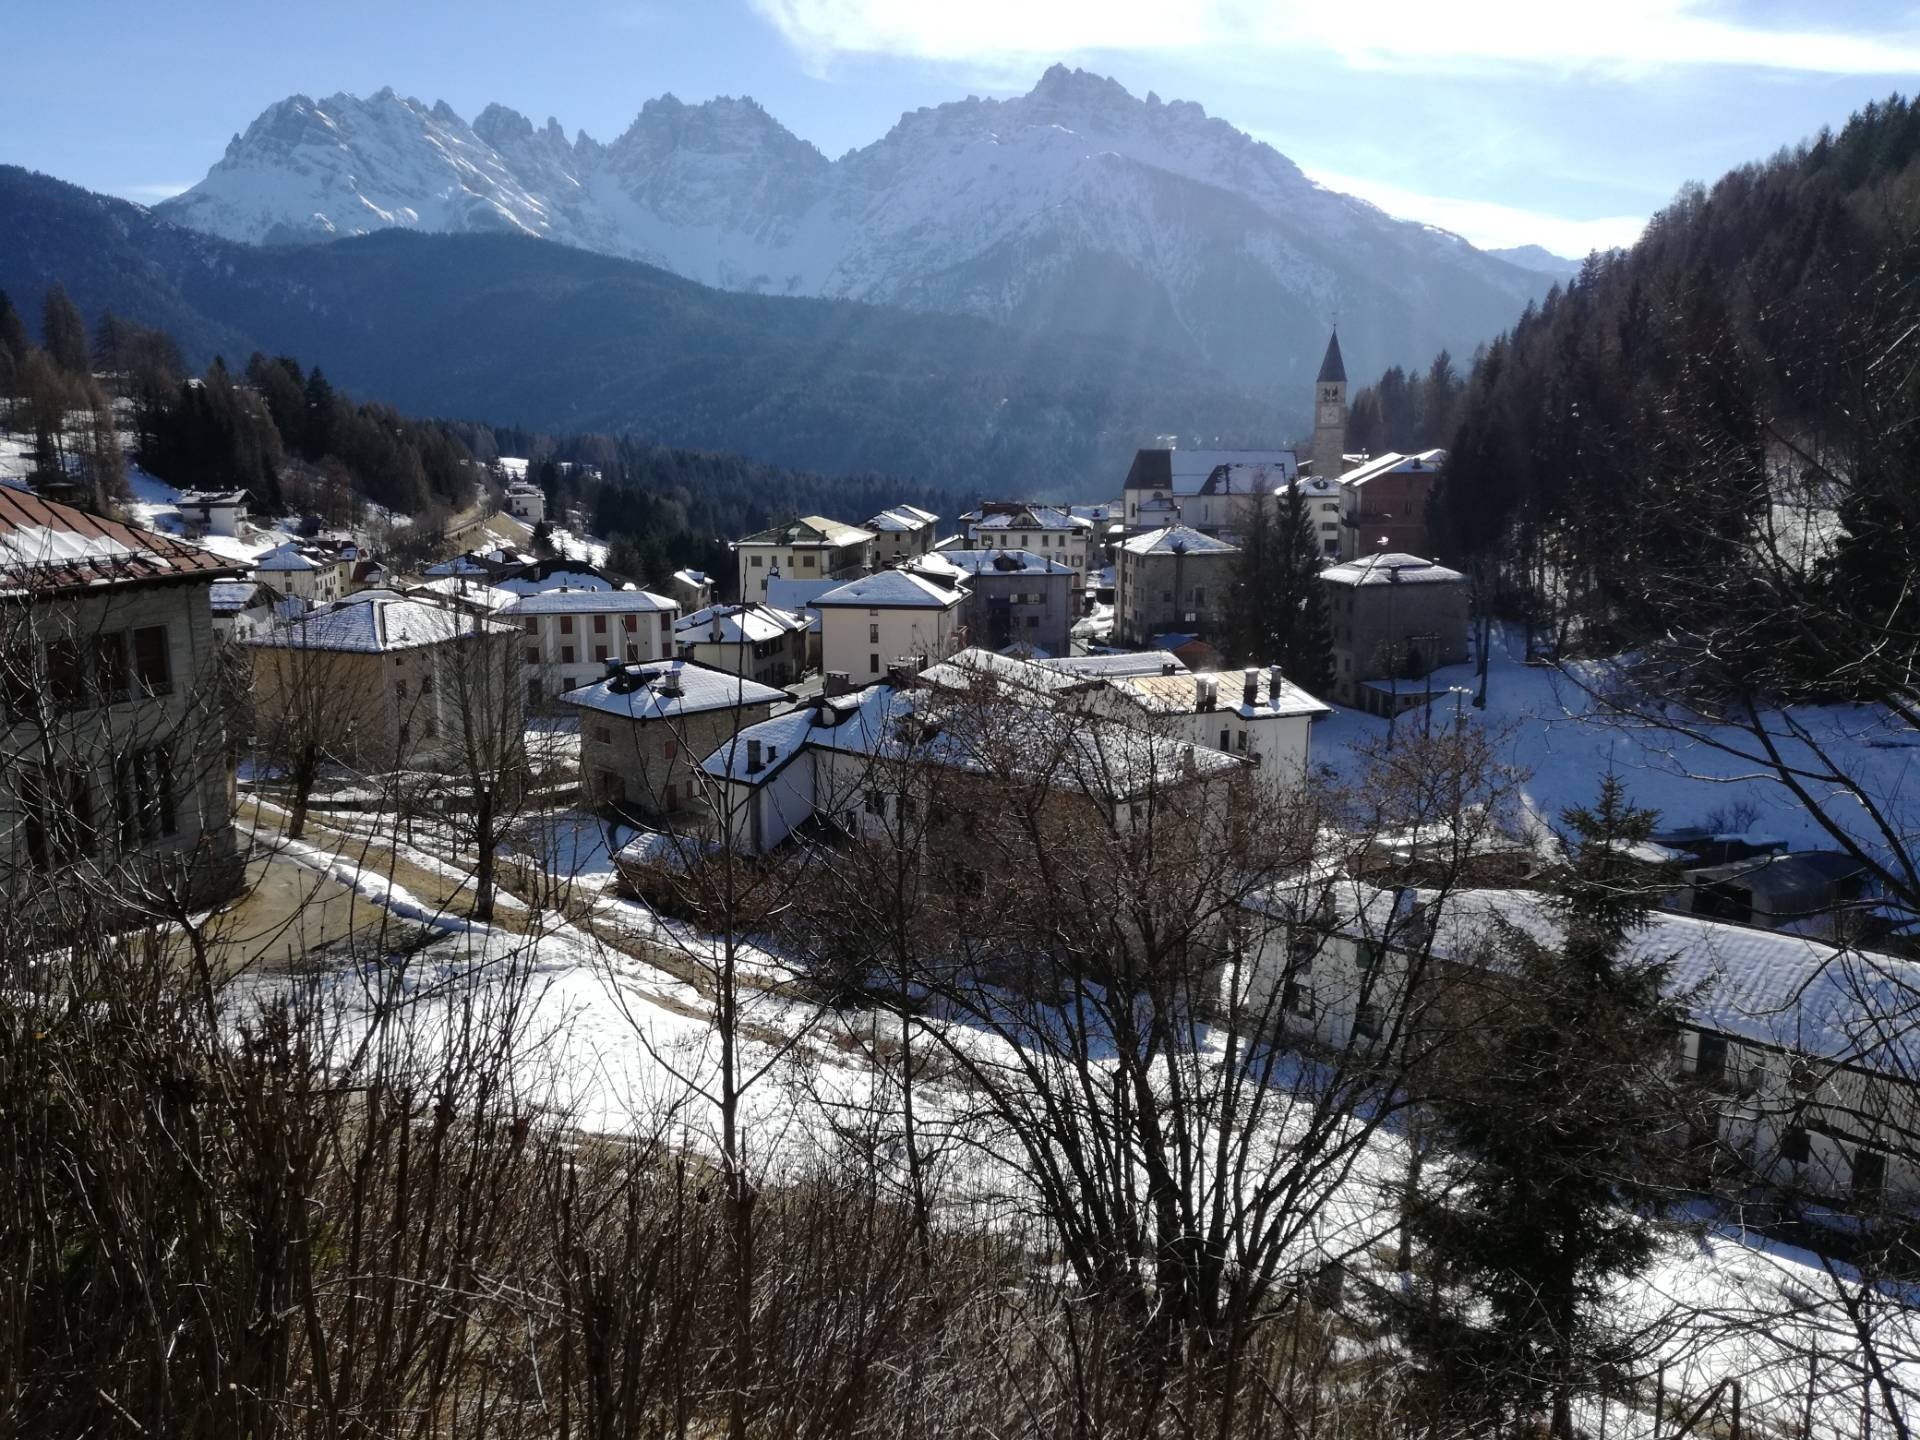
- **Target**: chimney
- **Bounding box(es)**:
[747,738,764,773]
[657,663,684,697]
[1242,670,1258,708]
[1270,664,1285,705]
[1161,660,1178,676]
[710,610,724,644]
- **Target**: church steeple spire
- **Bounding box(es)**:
[1316,329,1346,385]
[1309,328,1349,478]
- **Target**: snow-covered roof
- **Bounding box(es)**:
[866,505,940,533]
[1112,668,1333,721]
[407,576,522,612]
[1049,650,1188,679]
[735,515,875,549]
[907,549,1073,579]
[1337,450,1447,487]
[671,568,710,587]
[813,570,967,610]
[964,504,1083,532]
[248,597,512,653]
[1125,448,1299,497]
[675,602,808,645]
[564,659,786,721]
[1320,552,1463,587]
[1426,887,1920,1075]
[919,647,1097,699]
[0,486,239,594]
[1118,526,1239,557]
[253,542,320,573]
[705,683,1244,800]
[209,579,269,613]
[501,588,677,616]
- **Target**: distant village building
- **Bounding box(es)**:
[674,602,810,686]
[665,568,715,613]
[504,482,546,524]
[957,502,1093,571]
[1114,525,1239,647]
[246,595,521,767]
[254,541,341,608]
[1335,449,1446,560]
[208,578,290,642]
[732,516,876,601]
[1317,552,1470,711]
[1120,449,1299,536]
[1280,475,1348,558]
[905,549,1075,656]
[812,569,968,681]
[177,490,250,538]
[0,489,245,921]
[502,588,680,704]
[864,505,941,565]
[566,659,786,816]
[1099,665,1331,792]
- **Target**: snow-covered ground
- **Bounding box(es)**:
[1313,625,1920,872]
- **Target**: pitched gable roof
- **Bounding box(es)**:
[1317,330,1347,385]
[0,487,239,595]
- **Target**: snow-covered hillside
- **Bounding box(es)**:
[158,68,1551,383]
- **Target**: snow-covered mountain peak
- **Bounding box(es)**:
[158,74,1555,388]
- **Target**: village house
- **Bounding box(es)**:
[0,489,246,925]
[492,556,629,595]
[904,549,1075,656]
[1120,449,1299,536]
[566,658,786,817]
[732,516,876,601]
[700,681,1246,856]
[254,541,341,608]
[1098,664,1331,792]
[176,489,250,538]
[665,568,715,612]
[1243,874,1920,1210]
[1318,553,1470,711]
[245,595,522,769]
[1334,450,1447,560]
[1114,525,1240,647]
[504,481,546,523]
[864,505,941,565]
[673,602,811,686]
[813,569,969,681]
[957,502,1095,574]
[501,587,680,704]
[208,578,291,642]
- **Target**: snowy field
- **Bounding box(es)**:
[1313,624,1920,874]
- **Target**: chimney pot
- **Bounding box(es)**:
[1243,671,1258,708]
[747,738,763,772]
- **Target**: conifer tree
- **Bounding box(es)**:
[1409,775,1685,1437]
[40,284,90,376]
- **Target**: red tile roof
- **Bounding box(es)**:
[0,486,240,595]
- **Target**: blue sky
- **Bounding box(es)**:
[6,0,1918,255]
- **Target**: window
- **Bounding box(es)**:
[594,645,608,662]
[1283,981,1313,1018]
[1355,942,1379,972]
[1354,1003,1380,1039]
[91,632,129,704]
[1026,615,1039,628]
[870,653,880,673]
[594,615,607,633]
[1780,1125,1810,1166]
[801,554,817,569]
[1853,1148,1887,1202]
[591,724,611,744]
[114,746,176,851]
[23,763,96,868]
[870,623,880,643]
[1192,587,1206,606]
[623,614,638,632]
[523,618,538,634]
[625,643,639,661]
[1236,730,1247,754]
[1695,1033,1728,1083]
[525,646,540,665]
[46,639,85,711]
[662,740,678,760]
[865,790,885,815]
[560,616,574,635]
[132,626,171,695]
[1220,727,1230,750]
[561,645,575,664]
[869,608,880,617]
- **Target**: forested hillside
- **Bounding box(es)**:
[0,165,1277,497]
[1359,95,1920,703]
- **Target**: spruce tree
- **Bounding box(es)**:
[40,284,90,376]
[0,289,32,367]
[1409,775,1685,1437]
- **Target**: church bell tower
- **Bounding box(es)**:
[1310,330,1348,479]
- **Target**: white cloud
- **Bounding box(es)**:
[1302,166,1648,255]
[749,0,1920,77]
